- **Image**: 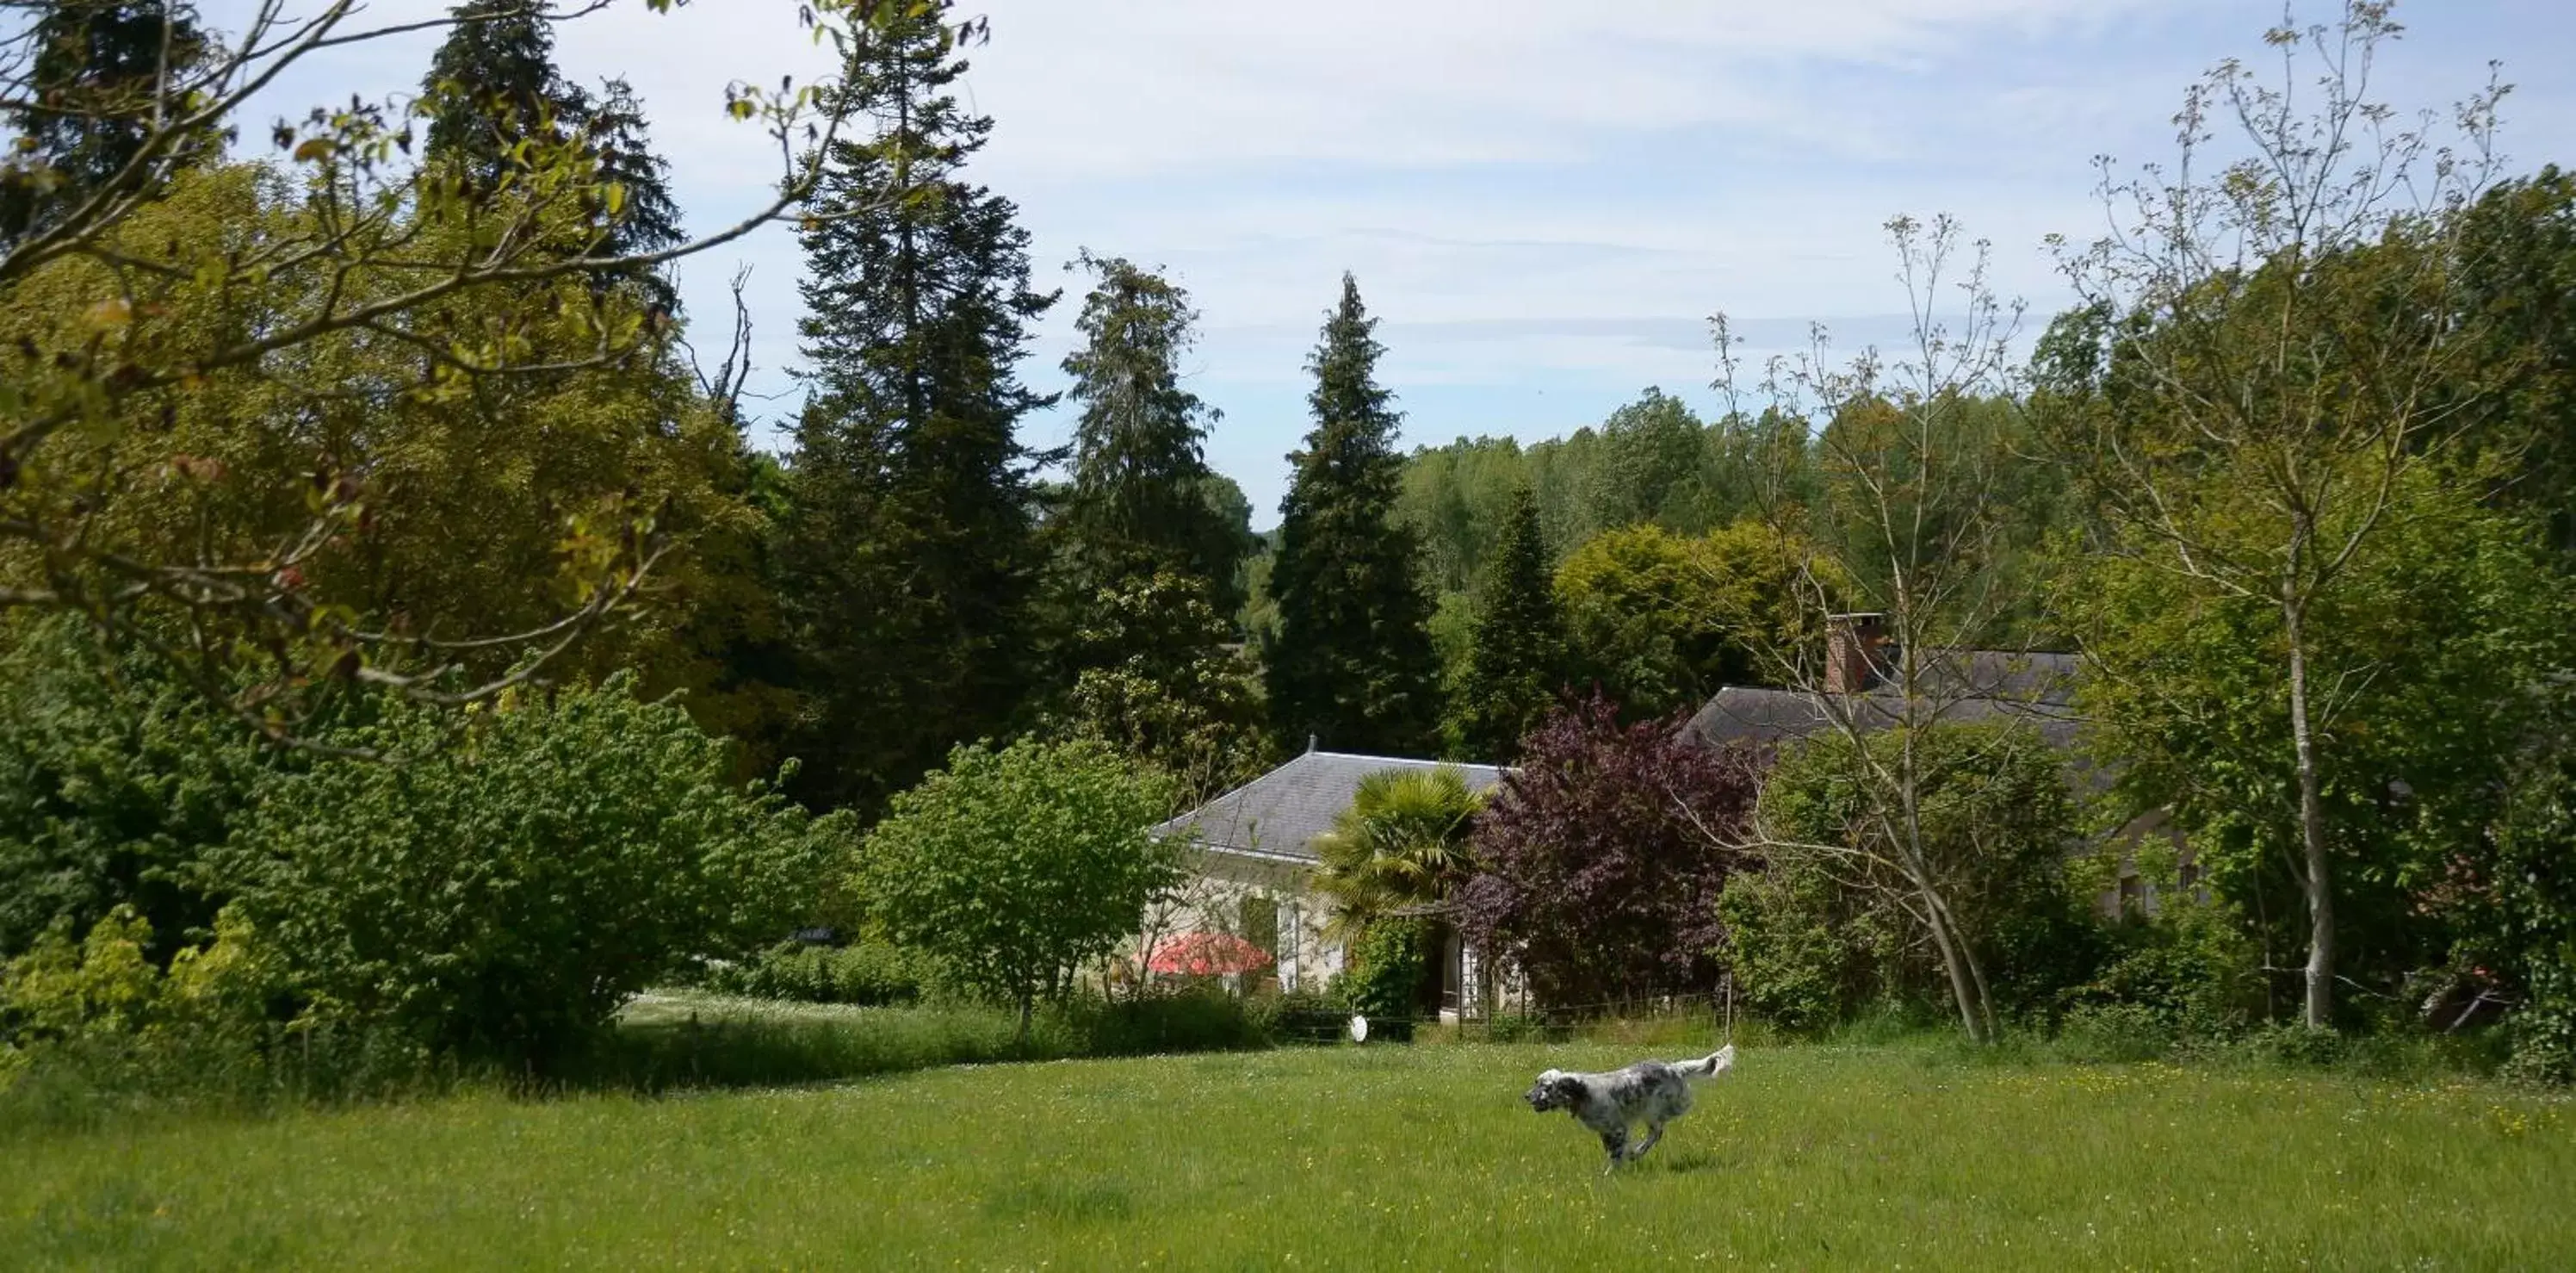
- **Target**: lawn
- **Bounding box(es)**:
[5,1039,2572,1270]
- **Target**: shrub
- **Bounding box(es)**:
[1459,695,1760,1009]
[700,941,938,1007]
[1716,859,1883,1033]
[1336,919,1433,1041]
[0,618,273,962]
[2064,898,2262,1040]
[1247,988,1350,1046]
[214,677,851,1071]
[858,737,1180,1039]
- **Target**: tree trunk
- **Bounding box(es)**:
[1016,990,1033,1046]
[2282,593,2336,1031]
[1922,889,1989,1044]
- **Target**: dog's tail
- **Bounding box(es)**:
[1671,1044,1736,1081]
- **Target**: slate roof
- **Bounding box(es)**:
[1683,649,2088,756]
[1151,751,1508,865]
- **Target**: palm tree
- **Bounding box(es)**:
[1311,766,1485,940]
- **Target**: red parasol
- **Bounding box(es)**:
[1146,931,1276,977]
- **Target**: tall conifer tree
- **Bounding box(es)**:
[1,0,211,245]
[1265,273,1440,754]
[1446,484,1567,761]
[779,3,1056,811]
[1056,251,1242,608]
[420,1,587,189]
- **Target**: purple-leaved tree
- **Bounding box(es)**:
[1458,695,1762,1011]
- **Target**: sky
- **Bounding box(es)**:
[213,0,2576,523]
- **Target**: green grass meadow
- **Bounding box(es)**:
[5,1040,2573,1270]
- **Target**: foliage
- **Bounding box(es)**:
[1755,721,2094,1029]
[0,1,881,731]
[697,941,940,1009]
[213,676,848,1069]
[855,737,1180,1036]
[1336,917,1432,1042]
[1444,485,1568,761]
[1310,766,1486,939]
[1054,252,1245,610]
[775,0,1056,812]
[2452,165,2576,553]
[1458,695,1759,1008]
[0,618,270,961]
[1044,570,1270,809]
[1264,272,1442,755]
[2467,700,2576,1084]
[1554,520,1832,717]
[2055,472,2565,1022]
[1716,854,1887,1034]
[2061,899,2263,1043]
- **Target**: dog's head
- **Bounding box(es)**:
[1523,1070,1583,1113]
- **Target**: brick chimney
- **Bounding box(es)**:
[1825,612,1888,694]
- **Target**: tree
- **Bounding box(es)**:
[1310,765,1486,939]
[1588,388,1712,532]
[1718,214,2037,1044]
[2056,470,2563,1022]
[778,0,1056,811]
[0,0,904,736]
[858,737,1180,1040]
[2453,166,2576,553]
[0,0,213,246]
[1056,252,1242,609]
[2040,2,2514,1028]
[1265,273,1441,755]
[1553,520,1829,718]
[1458,695,1759,1009]
[1445,486,1567,761]
[419,0,585,190]
[1048,569,1269,810]
[1739,721,2092,1031]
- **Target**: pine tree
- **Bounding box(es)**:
[778,3,1056,811]
[1057,251,1242,609]
[1265,273,1441,754]
[1,1,212,245]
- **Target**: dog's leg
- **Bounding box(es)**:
[1626,1120,1666,1164]
[1598,1127,1629,1175]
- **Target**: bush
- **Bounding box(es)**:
[214,677,851,1071]
[1247,988,1350,1046]
[0,618,273,962]
[1336,920,1432,1042]
[858,738,1179,1038]
[1717,859,1883,1034]
[699,941,938,1007]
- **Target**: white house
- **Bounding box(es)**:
[1147,748,1506,1009]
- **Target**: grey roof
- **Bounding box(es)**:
[1684,686,2084,754]
[1151,751,1507,865]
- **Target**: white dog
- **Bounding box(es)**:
[1523,1045,1736,1172]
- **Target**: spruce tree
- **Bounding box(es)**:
[779,3,1056,811]
[1,1,212,245]
[1445,484,1568,761]
[418,7,679,306]
[420,1,588,190]
[1057,251,1242,609]
[1264,273,1441,754]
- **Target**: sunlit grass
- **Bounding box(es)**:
[5,1039,2571,1270]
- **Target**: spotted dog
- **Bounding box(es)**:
[1523,1045,1735,1173]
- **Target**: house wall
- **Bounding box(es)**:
[1143,848,1346,993]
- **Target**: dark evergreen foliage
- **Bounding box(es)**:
[777,3,1056,812]
[1056,252,1244,610]
[1444,485,1567,762]
[0,0,212,245]
[1263,273,1441,755]
[420,1,587,189]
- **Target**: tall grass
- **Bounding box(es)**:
[6,1041,2570,1270]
